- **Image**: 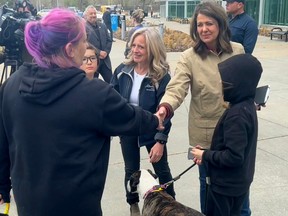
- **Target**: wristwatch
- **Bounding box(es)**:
[154,133,168,145]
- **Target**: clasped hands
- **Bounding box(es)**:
[154,106,167,131]
[99,50,107,59]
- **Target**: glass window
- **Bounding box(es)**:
[163,0,288,26]
[168,1,177,18]
[168,1,185,18]
[187,1,201,18]
[278,0,288,25]
[264,0,288,25]
[285,1,288,24]
[245,0,260,24]
[177,1,185,19]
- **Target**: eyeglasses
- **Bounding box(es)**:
[82,56,98,64]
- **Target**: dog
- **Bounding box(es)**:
[127,169,205,216]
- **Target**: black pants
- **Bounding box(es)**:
[120,136,175,205]
[95,60,112,83]
[206,188,248,216]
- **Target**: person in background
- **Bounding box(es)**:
[124,9,145,58]
[225,0,258,54]
[80,43,100,80]
[83,5,113,83]
[111,27,175,216]
[156,1,244,214]
[0,9,163,216]
[0,0,38,69]
[102,7,115,42]
[192,54,262,216]
[14,0,37,16]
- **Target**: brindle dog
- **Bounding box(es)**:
[127,169,205,216]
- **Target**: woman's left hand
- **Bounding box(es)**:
[149,142,164,163]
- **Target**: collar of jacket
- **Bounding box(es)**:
[87,21,100,28]
[229,12,245,21]
[116,64,135,80]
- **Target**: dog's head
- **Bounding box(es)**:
[127,169,158,198]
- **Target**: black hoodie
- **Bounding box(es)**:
[0,63,159,216]
[203,54,262,196]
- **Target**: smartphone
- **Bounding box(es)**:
[187,147,194,160]
[254,85,270,106]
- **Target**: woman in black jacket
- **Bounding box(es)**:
[111,27,175,216]
[0,9,162,216]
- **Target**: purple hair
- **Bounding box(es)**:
[25,8,86,68]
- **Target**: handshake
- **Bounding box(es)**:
[154,106,168,131]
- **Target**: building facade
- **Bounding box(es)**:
[159,0,288,27]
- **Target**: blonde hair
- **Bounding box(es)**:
[124,27,170,84]
[131,9,145,24]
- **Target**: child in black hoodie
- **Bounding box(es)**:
[192,54,263,216]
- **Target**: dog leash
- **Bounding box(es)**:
[162,162,197,189]
[143,162,197,199]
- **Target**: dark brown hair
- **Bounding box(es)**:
[86,43,100,65]
[190,1,232,59]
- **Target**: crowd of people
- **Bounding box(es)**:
[0,1,261,216]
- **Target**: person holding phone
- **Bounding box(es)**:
[192,54,262,216]
[255,85,270,110]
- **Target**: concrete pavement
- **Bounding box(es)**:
[1,19,288,215]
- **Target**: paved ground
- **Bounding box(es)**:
[1,18,288,215]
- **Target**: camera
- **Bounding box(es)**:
[0,2,37,62]
[0,1,38,84]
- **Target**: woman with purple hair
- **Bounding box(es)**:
[0,8,163,216]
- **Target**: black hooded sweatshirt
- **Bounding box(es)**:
[0,63,159,216]
[203,54,262,196]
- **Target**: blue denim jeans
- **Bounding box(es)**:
[198,164,207,214]
[241,192,251,216]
